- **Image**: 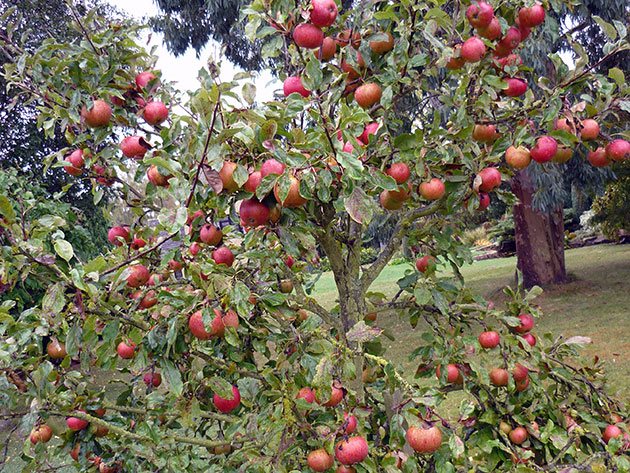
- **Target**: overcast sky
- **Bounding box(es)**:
[106,0,277,102]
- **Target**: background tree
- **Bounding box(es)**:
[1,1,629,472]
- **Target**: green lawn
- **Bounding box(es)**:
[313,244,630,401]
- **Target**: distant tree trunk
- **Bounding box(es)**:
[511,170,567,288]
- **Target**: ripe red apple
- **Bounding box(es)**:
[143,372,162,387]
[478,192,491,210]
[64,149,85,176]
[380,190,404,210]
[354,83,382,109]
[307,449,334,472]
[553,146,573,163]
[588,147,609,167]
[335,436,369,465]
[415,255,435,273]
[297,387,316,404]
[212,246,235,267]
[30,424,53,444]
[66,414,89,431]
[386,162,410,184]
[514,313,535,333]
[200,224,222,246]
[244,171,263,193]
[446,44,465,69]
[117,341,136,359]
[318,36,337,61]
[603,424,623,444]
[358,122,380,144]
[319,384,344,407]
[505,145,531,170]
[521,333,537,347]
[489,368,509,386]
[188,310,212,340]
[461,36,486,62]
[310,0,338,27]
[219,161,240,192]
[120,136,149,159]
[495,53,523,71]
[478,17,501,40]
[478,167,502,192]
[108,226,131,246]
[189,242,202,257]
[516,377,530,392]
[93,164,113,186]
[126,264,150,288]
[336,466,356,473]
[147,165,172,187]
[580,118,600,140]
[336,29,361,48]
[418,178,446,200]
[503,77,528,97]
[283,76,311,98]
[213,385,241,413]
[605,139,630,161]
[472,124,498,143]
[436,363,463,384]
[285,255,295,268]
[466,1,494,29]
[478,331,500,349]
[370,32,395,54]
[47,339,67,359]
[239,198,270,226]
[261,158,286,177]
[406,425,443,453]
[143,101,169,125]
[494,27,521,58]
[135,71,156,89]
[293,23,324,49]
[530,136,558,163]
[131,289,157,309]
[82,99,112,128]
[509,426,528,444]
[343,413,358,434]
[130,237,146,250]
[518,4,546,27]
[554,117,576,134]
[274,176,307,207]
[512,363,529,382]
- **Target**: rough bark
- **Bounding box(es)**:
[512,170,567,288]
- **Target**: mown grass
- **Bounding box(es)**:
[313,243,630,401]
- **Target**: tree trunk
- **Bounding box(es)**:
[511,170,567,288]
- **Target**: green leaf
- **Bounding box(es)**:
[608,67,625,88]
[592,16,617,40]
[303,58,323,91]
[207,376,234,398]
[344,187,374,224]
[42,283,66,315]
[0,195,16,223]
[53,239,74,262]
[242,82,256,105]
[162,359,184,396]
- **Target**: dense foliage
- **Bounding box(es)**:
[0,1,629,472]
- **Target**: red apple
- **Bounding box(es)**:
[108,226,131,246]
[506,145,531,169]
[606,139,630,161]
[513,363,529,382]
[514,313,535,333]
[126,264,150,288]
[310,0,338,27]
[406,425,442,453]
[239,198,270,226]
[117,341,136,359]
[603,424,623,444]
[319,384,344,407]
[297,387,316,404]
[380,190,404,210]
[472,124,499,143]
[130,237,146,250]
[446,44,465,69]
[143,101,169,125]
[335,436,369,465]
[189,242,202,257]
[478,167,502,192]
[30,424,53,444]
[260,158,286,178]
[436,363,463,384]
[588,147,609,167]
[307,449,334,472]
[293,23,324,49]
[418,178,446,200]
[478,331,500,349]
[358,122,380,144]
[120,136,150,159]
[369,32,395,54]
[131,290,157,309]
[244,171,263,193]
[478,192,491,210]
[415,255,435,273]
[518,4,546,27]
[283,76,311,98]
[318,36,337,61]
[354,83,382,109]
[274,176,307,207]
[213,385,241,413]
[461,36,486,62]
[135,71,156,89]
[553,146,574,164]
[200,224,223,246]
[64,149,85,176]
[478,17,501,40]
[509,426,528,444]
[343,413,358,434]
[386,162,410,184]
[212,246,235,267]
[554,117,576,134]
[147,165,172,187]
[521,333,537,347]
[466,1,494,28]
[530,136,558,163]
[66,414,89,431]
[143,372,162,387]
[490,368,509,386]
[580,119,600,140]
[503,77,528,97]
[82,99,111,128]
[494,27,521,58]
[495,53,523,71]
[47,339,67,359]
[219,161,240,192]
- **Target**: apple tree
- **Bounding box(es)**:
[0,0,629,472]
